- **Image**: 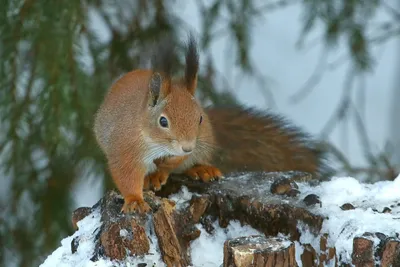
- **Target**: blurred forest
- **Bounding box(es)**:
[1,0,399,266]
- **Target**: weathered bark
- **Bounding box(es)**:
[153,199,189,266]
[72,207,92,230]
[301,244,317,267]
[352,236,374,267]
[381,239,400,267]
[350,233,400,267]
[318,233,337,267]
[223,235,297,267]
[159,171,323,241]
[97,190,151,260]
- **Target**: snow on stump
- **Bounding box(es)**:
[223,235,296,267]
[72,207,92,230]
[70,189,211,266]
[318,233,336,266]
[158,171,323,240]
[352,233,400,267]
[96,190,150,260]
[41,171,400,267]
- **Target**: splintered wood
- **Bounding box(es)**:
[153,200,188,266]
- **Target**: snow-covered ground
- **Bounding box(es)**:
[40,175,400,267]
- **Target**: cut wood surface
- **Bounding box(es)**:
[223,235,297,267]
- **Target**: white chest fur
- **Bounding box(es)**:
[142,135,171,175]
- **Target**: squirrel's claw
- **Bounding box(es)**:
[121,197,151,214]
[185,165,223,182]
[143,171,169,191]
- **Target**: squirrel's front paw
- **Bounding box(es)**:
[121,196,151,214]
[144,171,169,191]
[185,165,223,182]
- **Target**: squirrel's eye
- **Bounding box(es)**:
[159,116,169,128]
[199,115,203,125]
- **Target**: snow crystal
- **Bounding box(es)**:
[190,219,262,266]
[168,186,196,210]
[297,174,400,264]
[119,229,128,238]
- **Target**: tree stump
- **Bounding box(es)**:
[58,171,400,267]
[223,235,297,267]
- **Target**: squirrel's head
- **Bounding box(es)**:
[143,35,203,157]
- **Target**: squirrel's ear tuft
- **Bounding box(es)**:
[149,72,171,106]
[185,33,199,95]
[149,72,162,106]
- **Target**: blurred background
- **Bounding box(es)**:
[1,0,399,266]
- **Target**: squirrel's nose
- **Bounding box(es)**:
[182,146,193,153]
[180,142,195,154]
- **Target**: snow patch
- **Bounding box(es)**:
[190,219,262,266]
[40,208,104,267]
[294,241,304,267]
[168,186,196,210]
[119,229,128,238]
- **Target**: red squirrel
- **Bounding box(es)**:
[93,35,331,213]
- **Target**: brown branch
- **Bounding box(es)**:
[381,1,400,22]
[289,49,328,104]
[324,142,397,180]
[320,67,356,138]
[254,70,277,108]
[255,0,300,15]
[369,27,400,44]
[351,104,374,163]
